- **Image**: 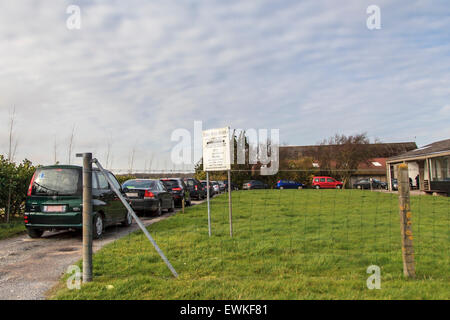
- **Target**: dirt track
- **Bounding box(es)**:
[0,201,202,300]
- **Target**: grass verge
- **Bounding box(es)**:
[52,190,449,299]
[0,216,25,240]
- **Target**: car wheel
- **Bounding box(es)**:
[336,185,342,189]
[168,199,175,212]
[27,228,44,239]
[315,185,320,189]
[93,214,104,239]
[280,186,284,190]
[122,211,132,227]
[357,185,362,189]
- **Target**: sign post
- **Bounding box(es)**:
[206,171,211,237]
[76,153,93,283]
[202,127,232,237]
[227,169,233,237]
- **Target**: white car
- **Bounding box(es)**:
[212,182,220,194]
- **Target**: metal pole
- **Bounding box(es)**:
[228,170,233,237]
[398,163,416,278]
[92,158,178,278]
[207,172,211,237]
[77,153,93,283]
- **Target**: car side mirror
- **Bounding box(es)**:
[122,187,129,193]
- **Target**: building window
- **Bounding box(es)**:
[431,156,449,181]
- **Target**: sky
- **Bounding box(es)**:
[1,0,449,172]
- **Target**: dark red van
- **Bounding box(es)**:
[312,176,343,189]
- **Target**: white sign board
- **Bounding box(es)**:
[202,127,231,171]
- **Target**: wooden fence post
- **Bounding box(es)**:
[182,197,185,214]
[398,163,416,278]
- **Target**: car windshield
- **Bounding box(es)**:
[161,180,180,189]
[31,168,81,196]
[123,180,157,189]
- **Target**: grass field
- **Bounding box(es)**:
[52,190,449,300]
[0,216,25,240]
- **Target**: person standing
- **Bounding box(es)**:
[415,174,420,190]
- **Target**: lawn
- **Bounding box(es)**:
[0,216,26,240]
[52,190,449,299]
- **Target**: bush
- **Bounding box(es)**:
[0,155,35,220]
[115,175,137,186]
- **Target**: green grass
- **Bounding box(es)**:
[0,216,26,240]
[52,190,449,299]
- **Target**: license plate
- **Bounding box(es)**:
[126,193,139,198]
[43,205,66,212]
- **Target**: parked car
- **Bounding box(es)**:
[353,178,387,190]
[122,179,174,216]
[275,180,304,189]
[312,176,343,189]
[242,180,268,190]
[211,181,220,194]
[200,180,214,196]
[224,181,239,191]
[392,178,399,191]
[216,181,226,192]
[184,178,206,200]
[24,165,130,239]
[160,178,191,207]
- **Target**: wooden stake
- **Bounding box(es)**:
[398,163,416,278]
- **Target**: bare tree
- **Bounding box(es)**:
[7,106,18,162]
[53,135,59,164]
[316,133,372,188]
[148,152,154,173]
[128,147,136,174]
[105,137,112,169]
[67,125,76,165]
[5,106,19,223]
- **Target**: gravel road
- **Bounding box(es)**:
[0,200,203,300]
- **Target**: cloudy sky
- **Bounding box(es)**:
[1,0,449,172]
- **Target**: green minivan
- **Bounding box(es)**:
[24,165,131,239]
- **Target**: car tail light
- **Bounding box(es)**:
[195,185,198,191]
[144,190,155,198]
[172,187,181,191]
[27,172,36,196]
